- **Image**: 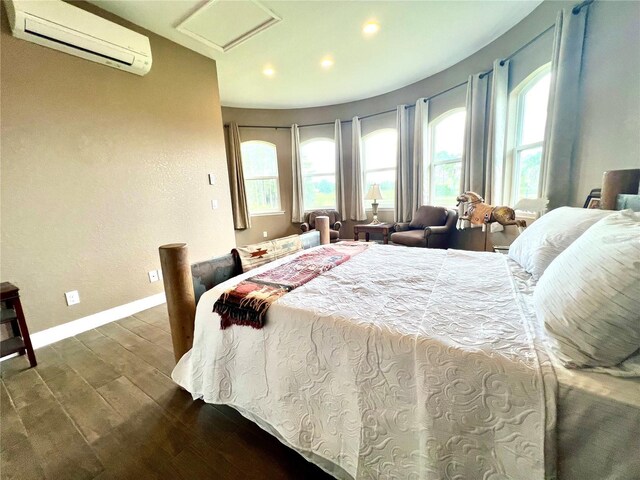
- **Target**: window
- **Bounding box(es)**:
[424,109,465,207]
[510,65,551,204]
[240,141,281,214]
[300,138,336,210]
[362,129,397,209]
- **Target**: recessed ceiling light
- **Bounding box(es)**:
[321,57,334,69]
[263,66,275,77]
[362,21,380,35]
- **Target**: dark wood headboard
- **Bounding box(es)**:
[601,168,640,210]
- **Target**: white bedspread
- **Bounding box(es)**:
[173,245,556,479]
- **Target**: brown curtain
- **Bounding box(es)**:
[226,122,251,230]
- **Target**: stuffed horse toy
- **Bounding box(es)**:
[456,192,527,231]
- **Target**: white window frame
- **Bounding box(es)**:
[300,137,336,211]
[506,63,552,205]
[362,128,397,210]
[240,140,282,215]
[425,108,465,207]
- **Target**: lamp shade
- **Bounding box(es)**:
[365,183,383,200]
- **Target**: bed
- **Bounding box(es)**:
[161,169,640,479]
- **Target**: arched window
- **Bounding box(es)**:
[240,141,281,214]
[425,109,465,207]
[300,138,336,210]
[362,128,397,209]
[509,64,552,204]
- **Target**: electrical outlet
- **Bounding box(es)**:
[208,173,216,185]
[65,290,80,306]
[148,270,159,283]
[211,199,218,210]
[263,231,268,238]
[157,268,163,281]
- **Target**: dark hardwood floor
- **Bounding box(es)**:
[0,305,332,480]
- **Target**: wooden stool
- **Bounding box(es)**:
[1,282,37,367]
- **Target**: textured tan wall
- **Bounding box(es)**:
[0,2,236,332]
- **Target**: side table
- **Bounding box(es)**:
[354,223,394,245]
[1,282,37,367]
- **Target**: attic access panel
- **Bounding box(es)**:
[176,0,281,53]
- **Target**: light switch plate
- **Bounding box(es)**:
[65,290,80,306]
[211,199,218,209]
[208,173,216,185]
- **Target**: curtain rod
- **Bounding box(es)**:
[228,0,590,131]
[477,0,589,79]
[478,23,555,79]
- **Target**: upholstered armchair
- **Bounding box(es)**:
[300,209,342,243]
[390,206,458,248]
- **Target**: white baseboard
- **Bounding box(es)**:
[28,292,167,350]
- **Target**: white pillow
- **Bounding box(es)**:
[534,210,640,368]
[508,207,613,280]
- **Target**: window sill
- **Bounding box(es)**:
[250,210,285,217]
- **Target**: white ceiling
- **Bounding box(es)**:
[91,0,542,109]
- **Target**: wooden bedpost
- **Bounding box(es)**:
[315,215,330,245]
[159,243,196,363]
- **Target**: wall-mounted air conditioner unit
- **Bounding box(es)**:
[4,0,152,76]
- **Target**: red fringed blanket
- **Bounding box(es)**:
[214,242,369,329]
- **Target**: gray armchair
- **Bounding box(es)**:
[390,206,458,248]
[300,209,342,243]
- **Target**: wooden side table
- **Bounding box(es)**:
[1,282,37,367]
[353,223,394,245]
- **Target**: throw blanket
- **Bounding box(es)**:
[214,242,369,329]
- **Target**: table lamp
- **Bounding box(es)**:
[365,183,383,225]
